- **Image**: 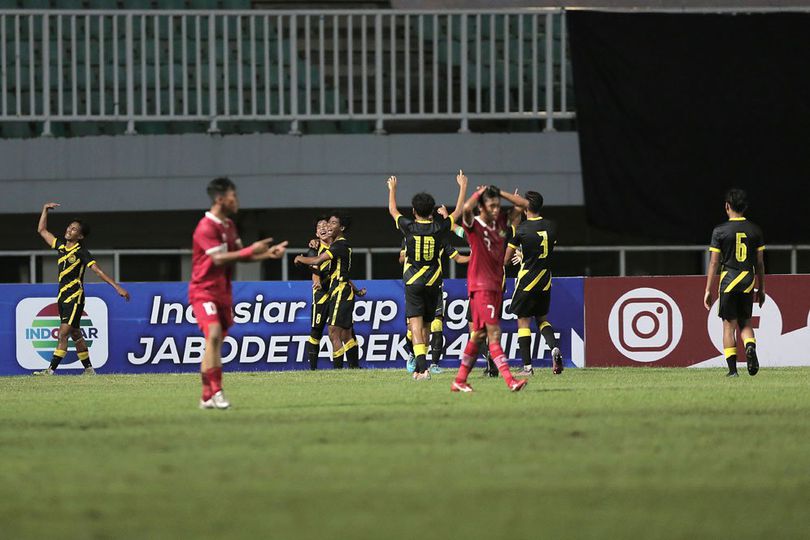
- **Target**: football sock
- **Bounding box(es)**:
[489,343,515,385]
[207,367,223,394]
[405,329,414,356]
[49,349,67,371]
[344,339,359,368]
[77,350,91,369]
[414,343,428,373]
[539,320,557,350]
[332,345,345,369]
[517,327,532,366]
[430,319,444,363]
[307,336,320,370]
[455,340,480,383]
[724,347,737,373]
[201,371,213,401]
[744,337,756,350]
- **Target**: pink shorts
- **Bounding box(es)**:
[469,290,502,332]
[191,298,234,338]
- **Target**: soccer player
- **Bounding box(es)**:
[387,172,467,379]
[703,188,766,377]
[34,202,130,376]
[452,185,529,392]
[303,216,332,370]
[294,211,366,369]
[504,191,563,376]
[190,177,287,409]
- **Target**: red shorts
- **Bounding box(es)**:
[191,298,234,338]
[469,290,503,332]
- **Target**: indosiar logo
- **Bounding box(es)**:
[16,297,109,370]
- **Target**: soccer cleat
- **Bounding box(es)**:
[520,365,534,376]
[413,371,431,381]
[406,353,416,374]
[82,367,96,376]
[552,347,564,375]
[211,390,230,409]
[33,368,54,376]
[429,363,443,374]
[745,344,759,376]
[199,398,215,410]
[726,370,739,378]
[509,379,529,392]
[451,381,474,393]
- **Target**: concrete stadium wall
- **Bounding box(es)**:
[0,132,582,214]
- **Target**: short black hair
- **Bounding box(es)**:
[70,218,90,238]
[479,185,500,206]
[526,191,544,214]
[207,177,236,202]
[313,214,329,228]
[411,192,436,219]
[329,210,352,232]
[725,188,748,214]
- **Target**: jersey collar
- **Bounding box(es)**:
[528,216,543,221]
[729,217,746,221]
[205,211,229,227]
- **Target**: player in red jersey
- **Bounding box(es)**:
[190,177,287,409]
[451,185,529,393]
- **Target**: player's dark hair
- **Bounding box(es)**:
[526,191,544,214]
[725,188,748,214]
[329,210,352,233]
[314,214,329,228]
[71,218,90,238]
[207,177,236,202]
[479,185,500,206]
[411,192,436,219]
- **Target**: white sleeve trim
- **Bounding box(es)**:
[205,243,228,255]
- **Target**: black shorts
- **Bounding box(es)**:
[59,301,84,329]
[327,283,355,329]
[405,284,442,320]
[508,289,551,319]
[311,290,330,336]
[718,292,753,323]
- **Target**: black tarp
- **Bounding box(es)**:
[568,11,810,243]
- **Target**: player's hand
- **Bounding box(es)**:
[268,241,288,259]
[294,255,305,266]
[756,289,766,307]
[511,250,523,266]
[387,175,398,190]
[475,185,487,194]
[313,281,322,291]
[703,290,713,311]
[489,184,501,196]
[308,238,319,250]
[250,237,274,255]
[43,202,60,211]
[437,205,449,218]
[355,288,367,297]
[456,169,467,186]
[117,286,130,301]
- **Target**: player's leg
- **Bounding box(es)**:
[408,316,429,375]
[404,317,416,373]
[200,322,227,407]
[35,322,72,375]
[722,319,738,377]
[538,291,561,374]
[343,326,360,369]
[516,317,533,374]
[429,317,444,373]
[70,327,94,375]
[738,292,758,375]
[485,323,524,391]
[328,325,345,368]
[307,299,328,370]
[452,328,483,392]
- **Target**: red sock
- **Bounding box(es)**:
[207,367,223,394]
[201,371,213,401]
[489,343,514,385]
[455,340,480,383]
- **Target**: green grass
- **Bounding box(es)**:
[1,368,809,540]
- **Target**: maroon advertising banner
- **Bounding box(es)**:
[584,275,810,368]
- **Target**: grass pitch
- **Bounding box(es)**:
[1,367,809,540]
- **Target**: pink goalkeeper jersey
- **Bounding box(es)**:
[189,211,242,303]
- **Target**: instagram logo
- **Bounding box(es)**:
[608,288,683,362]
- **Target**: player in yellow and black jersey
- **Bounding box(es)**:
[704,188,766,377]
[504,191,563,376]
[387,171,467,379]
[295,211,366,369]
[33,202,130,376]
[302,216,333,370]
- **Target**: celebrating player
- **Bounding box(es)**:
[303,216,333,370]
[387,171,467,379]
[190,177,287,409]
[33,203,130,376]
[504,191,563,376]
[452,185,529,392]
[703,188,766,377]
[295,211,366,369]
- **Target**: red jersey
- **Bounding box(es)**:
[189,211,242,303]
[464,213,510,294]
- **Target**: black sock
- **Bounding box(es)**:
[726,355,737,372]
[307,343,318,370]
[405,333,414,357]
[540,324,557,350]
[518,336,532,366]
[49,350,66,371]
[430,332,443,364]
[415,354,428,373]
[345,344,360,368]
[80,358,91,369]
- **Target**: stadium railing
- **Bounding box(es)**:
[1,245,807,284]
[0,8,574,136]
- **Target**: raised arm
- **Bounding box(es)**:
[248,241,288,261]
[755,249,766,307]
[500,188,529,224]
[462,185,486,226]
[37,202,59,248]
[90,263,130,301]
[448,170,468,224]
[387,176,400,222]
[703,251,721,310]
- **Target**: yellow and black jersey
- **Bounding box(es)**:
[400,233,460,287]
[508,216,557,294]
[709,217,765,294]
[51,238,96,304]
[325,237,352,289]
[397,215,454,287]
[306,242,333,296]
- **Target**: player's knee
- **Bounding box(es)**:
[486,326,501,342]
[206,324,223,345]
[70,329,83,341]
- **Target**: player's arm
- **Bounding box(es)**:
[248,240,288,261]
[462,185,487,227]
[448,170,468,225]
[387,175,401,223]
[755,248,766,307]
[208,237,275,266]
[450,251,470,265]
[499,188,529,224]
[703,250,721,310]
[398,249,406,265]
[89,263,130,301]
[37,202,59,248]
[294,250,331,267]
[349,280,367,297]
